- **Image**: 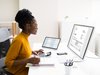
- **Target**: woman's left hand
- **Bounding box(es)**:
[37,49,44,55]
[32,49,44,55]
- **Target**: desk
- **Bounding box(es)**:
[28,43,100,75]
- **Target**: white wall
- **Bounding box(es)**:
[19,0,100,54]
[0,0,19,22]
[1,0,100,55]
[58,0,92,24]
[58,0,92,42]
[58,0,100,55]
[91,0,100,56]
[58,0,94,53]
[1,0,100,32]
[58,0,100,33]
[91,0,100,33]
[19,0,58,43]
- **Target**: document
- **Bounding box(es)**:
[26,63,54,67]
[26,57,55,67]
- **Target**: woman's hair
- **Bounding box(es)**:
[15,9,34,29]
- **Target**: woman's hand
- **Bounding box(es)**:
[28,56,40,64]
[32,51,38,55]
[37,49,44,55]
[32,49,44,55]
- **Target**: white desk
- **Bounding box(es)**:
[28,43,100,75]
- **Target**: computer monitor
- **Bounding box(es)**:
[67,24,94,60]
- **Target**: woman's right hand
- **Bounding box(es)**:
[28,57,40,64]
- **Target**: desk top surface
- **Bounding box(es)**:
[28,43,100,75]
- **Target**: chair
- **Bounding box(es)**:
[0,39,10,58]
[0,28,11,67]
[0,28,13,75]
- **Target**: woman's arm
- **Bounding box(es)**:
[5,39,40,68]
[13,57,40,66]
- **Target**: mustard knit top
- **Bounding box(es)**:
[5,32,32,75]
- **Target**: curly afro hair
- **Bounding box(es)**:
[15,9,34,30]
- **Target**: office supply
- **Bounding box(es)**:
[42,37,61,50]
[64,59,73,66]
[67,24,94,60]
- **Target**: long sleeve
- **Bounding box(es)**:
[5,32,32,75]
[5,39,22,68]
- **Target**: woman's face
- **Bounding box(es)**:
[29,19,38,35]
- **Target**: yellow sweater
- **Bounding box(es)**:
[5,32,32,75]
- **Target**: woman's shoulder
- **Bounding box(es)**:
[12,32,28,44]
[12,33,23,43]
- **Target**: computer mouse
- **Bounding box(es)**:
[45,52,51,56]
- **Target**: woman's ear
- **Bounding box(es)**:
[25,24,31,33]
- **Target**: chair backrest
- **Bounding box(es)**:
[0,28,11,58]
[0,28,11,69]
[0,28,11,42]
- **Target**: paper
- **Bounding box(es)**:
[26,63,54,67]
[26,57,55,67]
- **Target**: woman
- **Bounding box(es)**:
[5,9,43,75]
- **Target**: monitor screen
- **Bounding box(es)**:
[67,24,94,59]
[42,37,61,50]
